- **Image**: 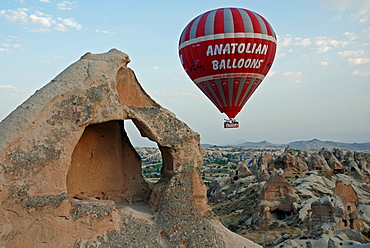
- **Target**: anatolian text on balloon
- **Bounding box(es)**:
[206,43,269,56]
[206,42,268,71]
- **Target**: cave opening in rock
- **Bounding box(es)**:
[66,119,172,205]
[270,209,290,220]
[343,219,348,227]
[274,162,285,171]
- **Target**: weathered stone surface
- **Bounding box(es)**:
[354,152,370,174]
[231,161,253,179]
[334,180,364,231]
[252,171,300,228]
[0,49,260,247]
[320,148,344,173]
[271,149,308,176]
[307,153,332,171]
[252,148,308,179]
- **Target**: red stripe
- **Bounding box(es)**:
[199,82,222,108]
[210,80,226,108]
[221,80,230,107]
[257,13,274,37]
[236,79,251,106]
[261,40,277,77]
[246,11,262,34]
[241,79,260,106]
[196,11,210,38]
[183,19,196,42]
[232,79,240,106]
[230,8,244,33]
[214,9,224,34]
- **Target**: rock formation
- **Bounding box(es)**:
[231,161,253,180]
[251,152,272,180]
[0,49,260,247]
[252,171,300,229]
[354,152,370,174]
[250,148,308,179]
[320,148,344,173]
[307,153,332,171]
[334,180,364,231]
[207,147,370,247]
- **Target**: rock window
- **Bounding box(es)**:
[66,119,173,205]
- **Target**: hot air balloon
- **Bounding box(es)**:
[248,158,259,166]
[178,7,277,128]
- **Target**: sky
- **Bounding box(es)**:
[1,0,370,147]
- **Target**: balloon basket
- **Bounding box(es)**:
[224,119,239,128]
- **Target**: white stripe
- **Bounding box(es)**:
[216,79,227,107]
[240,79,262,106]
[179,33,276,50]
[194,73,265,84]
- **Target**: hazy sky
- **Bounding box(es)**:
[1,0,369,147]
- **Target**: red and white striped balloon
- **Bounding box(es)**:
[179,7,277,119]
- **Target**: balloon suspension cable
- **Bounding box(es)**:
[224,118,239,128]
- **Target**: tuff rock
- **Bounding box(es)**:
[252,171,300,229]
[207,147,370,247]
[0,49,261,247]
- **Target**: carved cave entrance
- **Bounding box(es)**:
[66,120,172,205]
[270,209,292,220]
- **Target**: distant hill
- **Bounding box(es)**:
[287,139,370,150]
[237,140,282,148]
[214,138,370,150]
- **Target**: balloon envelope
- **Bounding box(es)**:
[179,7,277,119]
[248,158,259,165]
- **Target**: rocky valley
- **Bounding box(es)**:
[138,145,370,247]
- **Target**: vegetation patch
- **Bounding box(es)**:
[239,225,302,247]
[212,186,258,231]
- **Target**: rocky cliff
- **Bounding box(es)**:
[0,49,260,247]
